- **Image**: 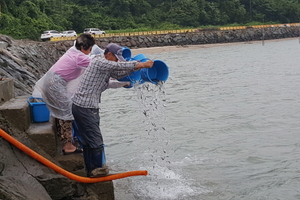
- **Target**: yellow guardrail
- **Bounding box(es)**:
[50,29,198,41]
[50,23,300,41]
[220,26,247,30]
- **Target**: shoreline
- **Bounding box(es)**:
[130,37,299,55]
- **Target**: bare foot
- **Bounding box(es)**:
[62,142,76,154]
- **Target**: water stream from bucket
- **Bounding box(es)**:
[114,82,206,200]
[127,82,170,167]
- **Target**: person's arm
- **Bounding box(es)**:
[94,55,154,79]
[109,60,154,79]
[108,78,130,88]
[134,60,154,70]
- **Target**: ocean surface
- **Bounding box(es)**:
[100,38,300,200]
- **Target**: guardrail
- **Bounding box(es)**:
[50,23,300,42]
[50,29,197,41]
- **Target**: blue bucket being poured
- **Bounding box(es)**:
[118,50,141,83]
[140,60,169,84]
[122,47,132,61]
[118,47,137,88]
[118,70,141,83]
[132,54,149,62]
[119,53,169,86]
[132,54,169,84]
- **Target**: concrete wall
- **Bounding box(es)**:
[0,78,14,105]
[0,78,115,200]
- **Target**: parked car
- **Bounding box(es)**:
[61,30,77,37]
[83,28,105,35]
[40,30,62,41]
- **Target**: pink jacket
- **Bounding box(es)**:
[50,46,91,82]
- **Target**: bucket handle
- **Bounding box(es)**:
[28,97,44,105]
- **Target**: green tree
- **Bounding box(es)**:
[69,5,94,32]
[167,0,200,27]
[2,0,300,40]
[218,0,247,24]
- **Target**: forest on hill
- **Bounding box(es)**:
[1,0,300,40]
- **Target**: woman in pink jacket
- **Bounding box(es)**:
[35,34,95,154]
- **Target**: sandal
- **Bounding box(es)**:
[62,142,83,155]
[63,148,83,155]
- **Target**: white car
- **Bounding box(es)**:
[40,30,62,41]
[83,28,105,35]
[61,30,77,37]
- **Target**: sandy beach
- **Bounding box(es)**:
[130,37,298,55]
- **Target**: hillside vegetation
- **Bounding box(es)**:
[1,0,300,40]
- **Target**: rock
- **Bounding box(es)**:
[0,41,8,49]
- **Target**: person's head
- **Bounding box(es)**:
[104,43,126,62]
[75,33,95,55]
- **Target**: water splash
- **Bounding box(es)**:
[123,82,205,199]
[110,81,208,199]
[132,164,206,200]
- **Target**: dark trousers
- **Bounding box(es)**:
[71,103,103,148]
[72,103,106,176]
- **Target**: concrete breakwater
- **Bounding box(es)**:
[95,25,300,48]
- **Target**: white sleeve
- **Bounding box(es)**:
[90,45,104,56]
[108,78,129,88]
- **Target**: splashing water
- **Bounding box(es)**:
[112,82,204,200]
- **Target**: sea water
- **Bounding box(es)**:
[101,38,300,200]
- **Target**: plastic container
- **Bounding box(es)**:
[122,47,132,61]
[119,53,169,86]
[140,60,169,84]
[132,54,149,62]
[118,71,141,88]
[27,97,50,123]
[152,60,169,82]
[118,70,141,83]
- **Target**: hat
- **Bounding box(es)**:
[106,43,126,61]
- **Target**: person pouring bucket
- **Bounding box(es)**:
[71,43,154,177]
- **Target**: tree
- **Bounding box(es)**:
[167,0,201,27]
[218,0,247,24]
[69,5,94,32]
[2,0,300,40]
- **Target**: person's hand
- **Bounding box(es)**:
[123,82,131,87]
[135,60,154,70]
[143,60,154,68]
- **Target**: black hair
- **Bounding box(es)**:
[75,33,95,51]
[104,48,109,55]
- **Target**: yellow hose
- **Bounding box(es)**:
[0,128,147,183]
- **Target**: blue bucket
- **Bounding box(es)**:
[122,47,132,61]
[118,70,141,87]
[132,54,149,62]
[140,60,169,84]
[152,60,169,82]
[27,97,50,123]
[140,68,157,84]
[118,52,145,88]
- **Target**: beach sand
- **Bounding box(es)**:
[130,37,298,55]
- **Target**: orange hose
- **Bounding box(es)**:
[0,128,147,183]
